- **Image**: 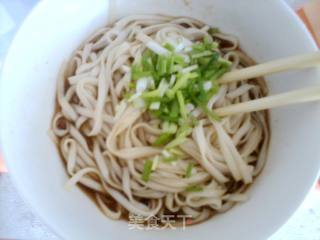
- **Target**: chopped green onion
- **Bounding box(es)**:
[132,63,152,81]
[177,124,192,138]
[167,55,175,74]
[156,55,168,76]
[132,97,145,109]
[151,155,160,171]
[153,133,174,146]
[162,155,177,163]
[182,64,198,73]
[141,159,153,182]
[142,51,154,71]
[158,79,169,97]
[173,54,186,66]
[208,27,220,34]
[185,185,203,192]
[149,102,160,110]
[166,73,198,99]
[200,52,219,74]
[136,78,149,93]
[169,75,176,87]
[164,42,175,52]
[192,43,206,52]
[177,90,187,120]
[141,89,160,99]
[165,136,187,149]
[162,150,171,158]
[128,92,142,102]
[203,36,219,50]
[191,51,212,59]
[203,81,212,91]
[168,148,185,156]
[203,106,221,121]
[162,121,178,134]
[128,36,231,130]
[172,64,183,73]
[185,162,194,178]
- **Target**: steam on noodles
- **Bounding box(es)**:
[51,15,269,225]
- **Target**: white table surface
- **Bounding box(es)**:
[0,1,320,239]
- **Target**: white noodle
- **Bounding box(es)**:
[51,15,269,225]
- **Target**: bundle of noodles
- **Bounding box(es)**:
[51,15,269,225]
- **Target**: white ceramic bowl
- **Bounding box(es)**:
[1,0,320,239]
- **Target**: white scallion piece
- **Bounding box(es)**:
[175,42,185,52]
[184,46,192,53]
[192,50,212,59]
[162,121,177,133]
[136,78,148,93]
[186,103,195,112]
[162,150,171,158]
[181,54,190,64]
[136,32,170,56]
[204,81,213,91]
[182,64,198,74]
[128,92,141,102]
[169,75,176,87]
[149,102,161,110]
[146,77,155,89]
[133,97,145,109]
[158,79,170,97]
[191,107,202,117]
[152,155,160,171]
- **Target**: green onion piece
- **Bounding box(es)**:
[141,159,153,182]
[149,102,160,110]
[208,27,220,34]
[202,106,221,121]
[203,36,211,45]
[162,155,177,163]
[192,43,206,52]
[173,54,186,66]
[200,52,219,74]
[166,73,198,99]
[141,89,160,99]
[162,121,178,134]
[176,90,187,120]
[167,55,174,74]
[158,78,169,97]
[172,65,183,73]
[177,124,192,138]
[197,80,208,104]
[157,55,167,76]
[164,43,175,52]
[192,50,212,59]
[169,148,185,156]
[209,67,230,81]
[123,92,133,100]
[142,52,154,72]
[165,136,187,149]
[185,162,194,178]
[162,106,169,113]
[153,133,174,146]
[185,185,203,192]
[203,36,219,50]
[132,63,152,81]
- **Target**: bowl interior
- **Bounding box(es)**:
[1,0,320,240]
